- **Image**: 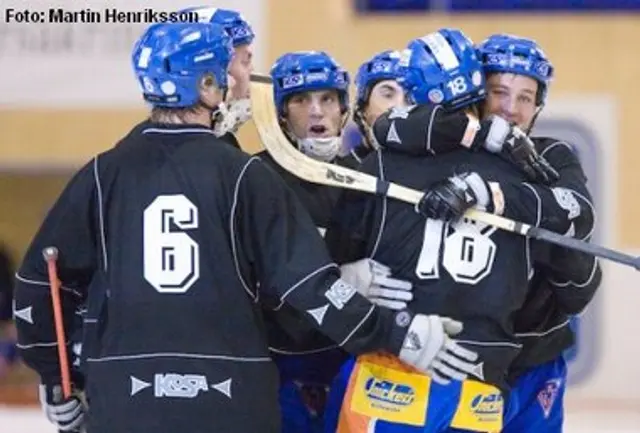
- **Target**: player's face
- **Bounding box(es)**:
[285,89,343,139]
[484,73,539,131]
[363,79,406,126]
[228,43,254,100]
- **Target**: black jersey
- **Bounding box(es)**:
[510,138,601,376]
[14,122,411,433]
[256,149,358,382]
[326,147,571,391]
[256,150,356,233]
[372,105,601,375]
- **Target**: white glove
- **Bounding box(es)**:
[340,259,413,310]
[480,115,511,153]
[39,384,86,432]
[398,314,479,385]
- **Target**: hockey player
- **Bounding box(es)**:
[351,49,409,162]
[477,33,602,433]
[353,30,600,432]
[13,22,480,433]
[260,51,416,433]
[323,28,593,433]
[181,6,255,141]
[112,7,256,147]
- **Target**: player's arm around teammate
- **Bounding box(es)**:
[478,34,601,314]
[368,46,590,239]
[325,29,541,433]
[476,34,602,433]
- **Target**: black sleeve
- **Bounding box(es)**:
[324,190,374,264]
[534,141,601,314]
[544,250,602,315]
[325,153,384,264]
[373,104,477,156]
[236,158,407,356]
[14,160,97,385]
[495,176,594,237]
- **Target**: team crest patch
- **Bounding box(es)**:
[537,378,562,419]
[325,279,357,310]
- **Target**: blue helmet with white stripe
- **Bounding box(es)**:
[398,28,485,111]
[270,51,350,118]
[355,50,405,110]
[476,34,553,106]
[131,22,233,108]
[179,7,255,46]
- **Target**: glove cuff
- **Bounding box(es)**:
[477,115,511,153]
[462,172,491,210]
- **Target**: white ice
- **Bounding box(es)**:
[1,406,639,432]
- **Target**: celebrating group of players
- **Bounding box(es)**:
[11,6,601,433]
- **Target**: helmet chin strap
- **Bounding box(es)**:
[525,104,544,136]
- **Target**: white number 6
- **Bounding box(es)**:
[143,195,200,294]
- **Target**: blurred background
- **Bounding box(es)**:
[1,0,640,430]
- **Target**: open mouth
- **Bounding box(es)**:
[309,125,328,135]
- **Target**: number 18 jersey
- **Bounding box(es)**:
[327,149,537,391]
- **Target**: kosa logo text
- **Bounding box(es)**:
[154,373,209,398]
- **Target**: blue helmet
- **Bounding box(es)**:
[131,22,233,108]
[398,28,485,111]
[270,51,350,118]
[476,34,553,105]
[178,7,254,46]
[355,50,405,109]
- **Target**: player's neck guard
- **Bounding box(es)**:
[212,98,252,137]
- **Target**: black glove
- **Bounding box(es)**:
[417,172,492,221]
[475,115,560,184]
[505,129,560,185]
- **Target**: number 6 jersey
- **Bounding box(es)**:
[13,122,414,433]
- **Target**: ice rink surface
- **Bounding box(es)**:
[2,406,639,432]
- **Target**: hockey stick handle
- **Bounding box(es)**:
[381,183,636,268]
[42,246,73,399]
[528,226,640,269]
[250,73,272,84]
[459,207,638,268]
[249,77,637,270]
